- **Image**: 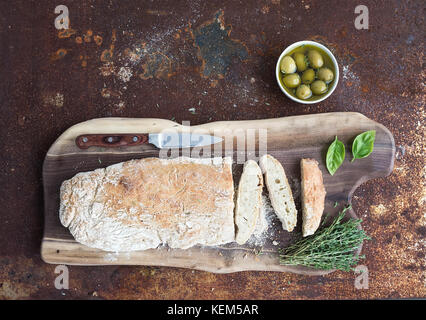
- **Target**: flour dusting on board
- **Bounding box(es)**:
[246,193,277,247]
[103,252,119,262]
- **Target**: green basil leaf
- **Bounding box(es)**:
[326,136,345,175]
[351,130,376,162]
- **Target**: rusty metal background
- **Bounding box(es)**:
[0,0,424,299]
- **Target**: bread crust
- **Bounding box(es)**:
[59,157,235,251]
[301,158,326,237]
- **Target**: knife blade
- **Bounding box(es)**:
[75,133,223,149]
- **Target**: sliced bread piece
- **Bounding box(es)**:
[235,160,264,244]
[301,158,326,237]
[259,154,297,232]
[253,201,268,237]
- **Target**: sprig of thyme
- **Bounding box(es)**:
[279,206,369,271]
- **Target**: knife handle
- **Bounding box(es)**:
[75,134,149,149]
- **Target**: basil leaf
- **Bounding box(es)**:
[351,130,376,162]
[326,136,345,175]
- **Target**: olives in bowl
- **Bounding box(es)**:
[280,56,297,74]
[311,80,328,95]
[276,41,339,104]
[282,73,301,88]
[296,84,312,100]
[317,67,334,83]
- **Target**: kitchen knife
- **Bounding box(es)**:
[75,133,223,149]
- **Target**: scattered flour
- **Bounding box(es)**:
[43,92,64,108]
[103,252,119,262]
[246,193,277,246]
[342,65,360,86]
[117,66,133,82]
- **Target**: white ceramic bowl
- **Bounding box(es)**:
[276,40,339,104]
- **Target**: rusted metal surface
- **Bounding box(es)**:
[0,0,424,299]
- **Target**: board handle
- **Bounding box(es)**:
[75,134,149,149]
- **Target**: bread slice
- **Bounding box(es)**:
[301,158,326,237]
[235,160,264,244]
[259,154,297,232]
[59,157,235,251]
[253,202,268,236]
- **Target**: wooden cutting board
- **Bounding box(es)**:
[41,112,395,275]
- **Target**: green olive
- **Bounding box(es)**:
[282,73,301,88]
[317,67,334,84]
[280,56,297,74]
[311,80,327,95]
[301,68,315,84]
[296,84,312,100]
[307,50,324,69]
[293,52,308,72]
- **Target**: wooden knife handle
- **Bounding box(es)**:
[75,134,149,149]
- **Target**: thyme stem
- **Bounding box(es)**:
[279,206,370,271]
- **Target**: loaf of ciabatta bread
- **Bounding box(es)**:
[59,157,235,251]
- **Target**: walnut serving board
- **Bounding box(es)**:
[41,112,395,275]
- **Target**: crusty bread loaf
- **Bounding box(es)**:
[235,160,264,244]
[259,155,297,232]
[301,158,326,237]
[59,157,235,251]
